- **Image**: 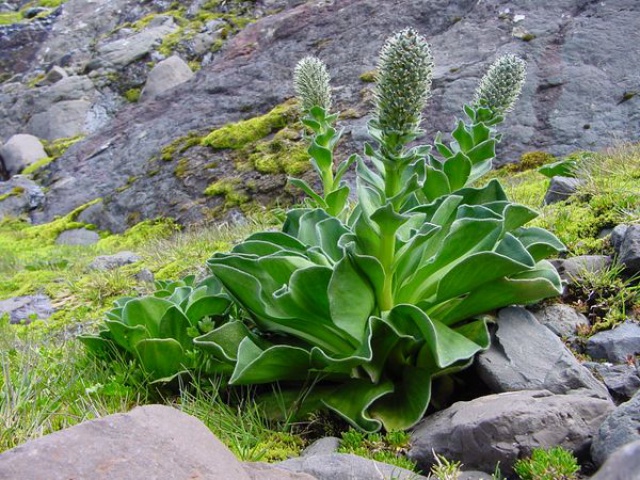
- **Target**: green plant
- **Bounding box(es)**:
[80,275,233,382]
[513,446,579,480]
[429,453,462,480]
[338,429,417,471]
[202,29,564,432]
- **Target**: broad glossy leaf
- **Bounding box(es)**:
[452,120,474,152]
[515,227,566,261]
[194,320,263,362]
[135,338,187,381]
[288,178,326,208]
[423,166,450,201]
[158,305,192,351]
[308,141,333,172]
[323,378,395,432]
[230,338,313,384]
[121,297,174,337]
[104,320,148,353]
[325,185,350,217]
[443,152,472,191]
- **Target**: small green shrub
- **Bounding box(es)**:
[124,88,141,103]
[513,446,579,480]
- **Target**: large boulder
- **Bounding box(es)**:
[476,307,610,399]
[141,55,194,99]
[409,390,613,476]
[590,439,640,480]
[0,405,313,480]
[0,134,47,176]
[586,320,640,364]
[0,175,45,218]
[0,294,54,325]
[591,390,640,466]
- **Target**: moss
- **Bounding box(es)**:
[97,219,179,251]
[22,157,54,175]
[160,132,202,162]
[174,158,190,178]
[249,138,310,176]
[204,178,249,207]
[359,70,377,83]
[188,60,202,72]
[42,135,84,160]
[124,88,142,103]
[27,73,47,88]
[0,187,25,202]
[502,151,556,174]
[0,12,22,25]
[520,33,536,42]
[202,100,298,150]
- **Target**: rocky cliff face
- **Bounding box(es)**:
[1,0,639,232]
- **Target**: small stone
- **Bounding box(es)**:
[591,391,640,466]
[543,176,583,204]
[0,175,45,219]
[610,224,629,252]
[551,255,611,283]
[533,303,590,338]
[134,269,155,283]
[0,134,48,176]
[55,228,100,246]
[89,251,141,271]
[0,295,54,325]
[41,65,68,85]
[141,55,194,99]
[301,437,340,457]
[585,362,640,401]
[618,224,640,275]
[590,439,640,480]
[586,320,640,364]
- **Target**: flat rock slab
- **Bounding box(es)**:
[55,228,99,246]
[476,307,610,399]
[584,362,640,401]
[0,404,280,480]
[0,294,53,324]
[591,390,640,467]
[586,320,640,363]
[279,453,427,480]
[89,251,141,270]
[409,390,613,476]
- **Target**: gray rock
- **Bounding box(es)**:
[55,228,99,246]
[551,255,611,283]
[134,268,155,283]
[41,65,68,85]
[3,0,636,230]
[27,99,92,141]
[543,176,583,204]
[278,453,427,480]
[141,55,194,99]
[618,224,640,275]
[0,134,47,176]
[97,24,177,67]
[611,224,629,252]
[409,390,614,476]
[591,391,640,466]
[586,320,640,363]
[0,295,54,325]
[533,303,590,338]
[301,436,340,457]
[89,251,141,270]
[243,462,316,480]
[590,439,640,480]
[0,404,256,480]
[0,175,45,218]
[477,307,611,399]
[585,362,640,401]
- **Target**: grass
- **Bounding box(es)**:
[1,144,639,470]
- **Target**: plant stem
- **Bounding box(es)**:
[379,229,395,311]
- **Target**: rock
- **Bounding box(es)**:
[586,320,640,363]
[532,303,590,338]
[243,462,316,480]
[27,0,640,230]
[0,295,54,325]
[141,55,194,99]
[611,224,629,252]
[27,99,92,141]
[55,228,100,246]
[409,390,613,476]
[278,453,427,480]
[618,224,640,275]
[97,24,177,67]
[476,307,611,399]
[0,175,45,218]
[543,176,583,204]
[89,251,141,270]
[591,391,640,466]
[584,362,640,401]
[590,439,640,480]
[41,65,68,85]
[134,268,155,283]
[0,134,47,176]
[301,437,340,457]
[0,404,263,480]
[551,255,611,283]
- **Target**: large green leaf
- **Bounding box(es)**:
[121,297,174,337]
[135,338,188,382]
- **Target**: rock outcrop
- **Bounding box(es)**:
[0,0,638,231]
